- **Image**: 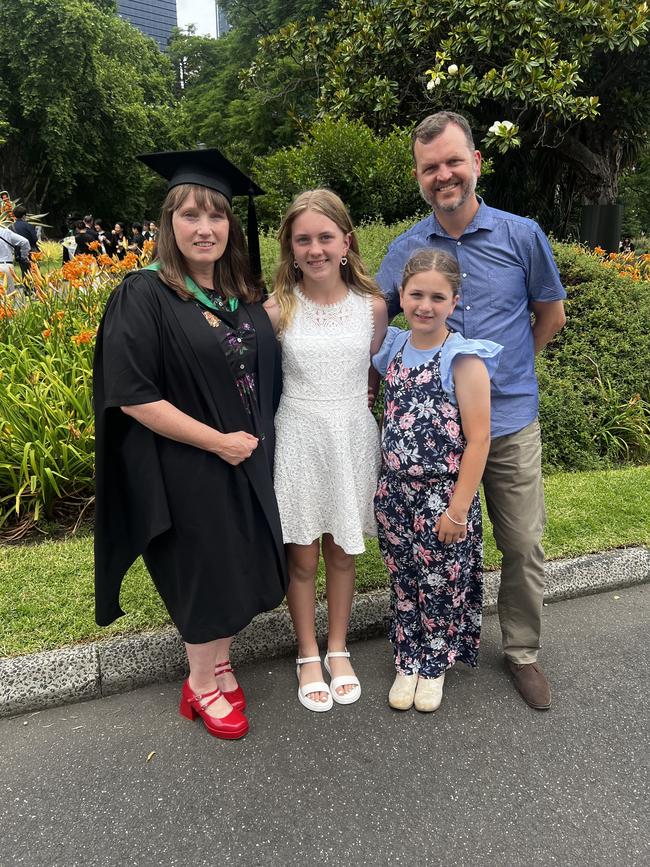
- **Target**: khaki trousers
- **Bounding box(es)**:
[482,418,546,664]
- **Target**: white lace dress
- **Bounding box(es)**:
[274,287,381,554]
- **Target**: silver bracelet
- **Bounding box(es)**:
[444,508,468,526]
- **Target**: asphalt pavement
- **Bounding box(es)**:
[1,585,647,867]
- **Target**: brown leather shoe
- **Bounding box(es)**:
[505,659,551,710]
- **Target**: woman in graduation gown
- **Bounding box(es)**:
[93,149,288,740]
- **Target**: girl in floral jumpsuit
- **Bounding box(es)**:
[373,249,502,712]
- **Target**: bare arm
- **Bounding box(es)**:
[263,296,281,334]
[121,400,258,466]
[434,356,491,544]
[368,296,388,409]
[530,299,566,354]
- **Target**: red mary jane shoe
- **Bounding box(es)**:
[179,680,249,740]
[214,659,246,712]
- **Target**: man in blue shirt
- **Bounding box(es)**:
[376,111,566,710]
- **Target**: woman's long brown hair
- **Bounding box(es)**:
[155,183,262,303]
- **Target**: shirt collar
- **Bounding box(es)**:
[427,197,496,239]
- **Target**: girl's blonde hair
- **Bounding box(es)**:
[156,183,262,304]
[401,248,461,295]
[272,188,380,332]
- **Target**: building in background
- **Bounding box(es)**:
[117,0,178,50]
[216,3,231,37]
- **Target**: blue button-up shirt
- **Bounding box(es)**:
[375,200,566,438]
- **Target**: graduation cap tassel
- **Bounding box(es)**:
[247,187,263,283]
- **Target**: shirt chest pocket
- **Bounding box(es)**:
[488,267,527,311]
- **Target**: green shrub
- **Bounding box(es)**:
[253,116,425,227]
[538,246,650,469]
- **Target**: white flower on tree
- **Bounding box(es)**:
[489,120,517,136]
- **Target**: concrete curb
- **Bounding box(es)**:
[1,546,648,718]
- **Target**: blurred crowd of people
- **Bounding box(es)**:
[1,189,159,289]
[62,216,158,261]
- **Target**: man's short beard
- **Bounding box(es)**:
[419,172,477,214]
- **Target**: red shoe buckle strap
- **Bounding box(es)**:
[215,660,234,675]
[188,686,223,711]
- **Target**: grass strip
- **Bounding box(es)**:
[1,466,648,658]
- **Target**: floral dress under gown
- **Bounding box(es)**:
[198,290,263,433]
[274,288,380,554]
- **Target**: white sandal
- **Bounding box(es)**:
[296,656,333,712]
[324,650,361,705]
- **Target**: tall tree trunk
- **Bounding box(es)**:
[554,132,623,205]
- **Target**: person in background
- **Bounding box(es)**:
[61,218,77,263]
[0,223,30,296]
[94,219,114,256]
[73,220,91,256]
[12,206,38,251]
[0,191,13,222]
[376,111,566,711]
[84,214,99,250]
[11,205,38,277]
[74,215,99,256]
[129,222,145,255]
[111,221,128,260]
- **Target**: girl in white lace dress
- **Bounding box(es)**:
[264,190,387,712]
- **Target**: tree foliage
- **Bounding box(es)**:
[0,0,186,225]
[619,146,650,236]
[245,0,650,207]
[167,1,335,169]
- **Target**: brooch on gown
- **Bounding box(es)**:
[202,310,222,329]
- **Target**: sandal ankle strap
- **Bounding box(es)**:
[296,655,321,665]
[326,650,350,659]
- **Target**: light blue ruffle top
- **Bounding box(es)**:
[372,327,503,404]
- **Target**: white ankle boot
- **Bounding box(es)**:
[414,673,445,712]
[388,673,418,710]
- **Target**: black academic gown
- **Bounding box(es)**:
[93,269,287,643]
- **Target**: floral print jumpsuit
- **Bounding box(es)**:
[374,341,483,679]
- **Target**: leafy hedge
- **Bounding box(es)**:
[253,117,425,227]
[536,245,650,469]
[0,236,647,527]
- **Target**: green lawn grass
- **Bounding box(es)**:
[1,466,648,658]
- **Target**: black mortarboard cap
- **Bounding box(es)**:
[137,148,265,278]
